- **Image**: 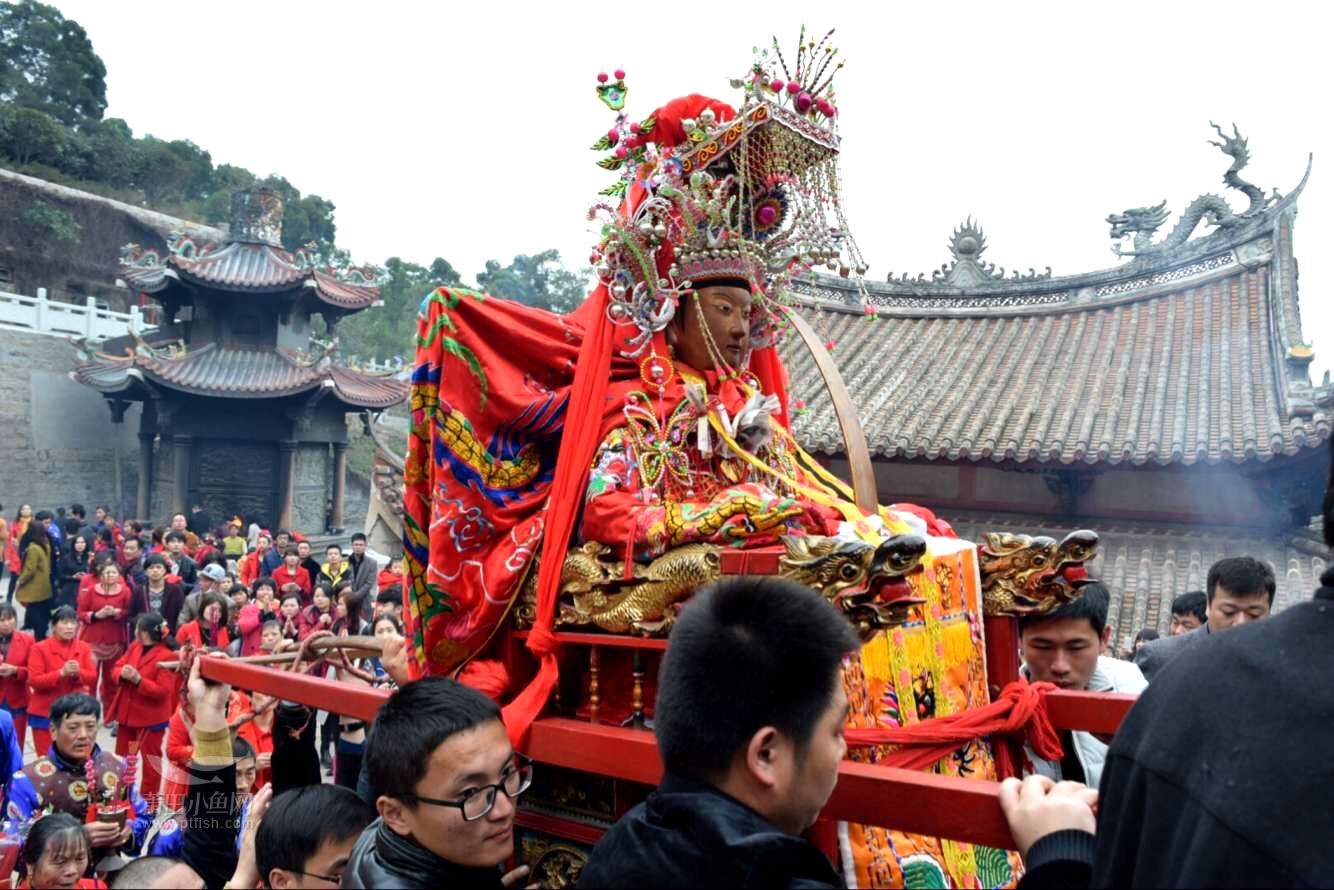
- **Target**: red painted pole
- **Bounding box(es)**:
[983,616,1023,779]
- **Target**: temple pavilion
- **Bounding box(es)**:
[72,187,408,532]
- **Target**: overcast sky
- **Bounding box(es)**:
[54,0,1330,379]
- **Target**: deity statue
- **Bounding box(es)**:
[400,33,1055,887]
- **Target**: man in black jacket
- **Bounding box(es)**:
[577,577,859,889]
[346,676,531,889]
[1003,438,1334,888]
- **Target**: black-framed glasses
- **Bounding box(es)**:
[395,753,533,821]
[285,869,341,885]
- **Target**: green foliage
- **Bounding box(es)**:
[474,249,590,314]
[0,0,107,126]
[337,257,463,362]
[0,104,68,165]
[23,199,81,246]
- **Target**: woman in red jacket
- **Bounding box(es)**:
[26,606,96,756]
[0,603,33,750]
[299,585,336,640]
[175,591,230,651]
[109,612,179,808]
[77,561,133,716]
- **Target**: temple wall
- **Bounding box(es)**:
[0,326,140,517]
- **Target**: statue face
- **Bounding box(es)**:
[670,285,752,373]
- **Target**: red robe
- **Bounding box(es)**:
[26,636,96,718]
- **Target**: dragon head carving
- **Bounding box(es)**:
[1107,201,1170,242]
[779,533,928,640]
[978,529,1099,617]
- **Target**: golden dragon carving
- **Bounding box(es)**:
[515,533,929,640]
[978,529,1099,617]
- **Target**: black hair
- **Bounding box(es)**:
[325,543,343,555]
[1206,557,1276,605]
[376,586,403,606]
[0,604,16,622]
[351,532,367,543]
[96,527,113,543]
[50,693,101,727]
[1019,581,1110,638]
[143,553,168,569]
[22,811,90,870]
[1133,628,1160,646]
[280,592,302,607]
[136,612,181,650]
[284,544,300,557]
[654,578,860,782]
[68,532,88,552]
[1170,590,1208,623]
[274,529,291,540]
[197,592,231,644]
[165,530,186,544]
[373,613,403,635]
[34,510,53,522]
[198,551,227,569]
[50,605,78,626]
[63,518,82,536]
[253,577,277,594]
[233,735,256,762]
[368,676,502,800]
[69,504,86,518]
[18,521,50,554]
[110,855,187,888]
[256,785,374,886]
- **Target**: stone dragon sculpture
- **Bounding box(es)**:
[1107,123,1280,259]
[978,529,1099,617]
[514,533,930,640]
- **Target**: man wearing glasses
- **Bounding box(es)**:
[345,676,533,888]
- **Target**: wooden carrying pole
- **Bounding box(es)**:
[192,654,1136,850]
[783,307,879,515]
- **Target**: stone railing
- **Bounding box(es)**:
[0,288,151,340]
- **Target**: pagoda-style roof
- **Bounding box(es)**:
[72,340,407,410]
[121,237,381,311]
[786,128,1327,467]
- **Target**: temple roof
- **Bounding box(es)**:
[121,238,381,311]
[71,341,407,409]
[785,131,1327,467]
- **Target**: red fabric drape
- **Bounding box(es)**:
[843,680,1063,773]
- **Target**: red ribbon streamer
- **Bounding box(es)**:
[844,680,1063,773]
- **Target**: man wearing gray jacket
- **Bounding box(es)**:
[1133,556,1276,681]
[1018,582,1146,788]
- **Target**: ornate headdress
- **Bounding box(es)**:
[586,28,866,359]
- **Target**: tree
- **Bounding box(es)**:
[75,117,139,186]
[475,249,590,313]
[337,256,462,361]
[0,104,67,165]
[0,0,107,126]
[22,200,81,248]
[136,136,213,204]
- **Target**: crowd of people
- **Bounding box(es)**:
[0,440,1326,889]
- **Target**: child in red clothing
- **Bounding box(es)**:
[109,613,180,808]
[0,604,33,750]
[175,591,231,651]
[25,606,96,756]
[277,592,303,643]
[77,561,133,715]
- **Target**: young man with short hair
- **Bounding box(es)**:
[165,530,199,588]
[1134,557,1276,680]
[374,587,403,620]
[257,783,376,888]
[320,544,349,589]
[578,578,859,888]
[296,539,322,589]
[1018,582,1146,788]
[348,676,531,887]
[346,533,376,606]
[261,531,290,577]
[1167,590,1207,636]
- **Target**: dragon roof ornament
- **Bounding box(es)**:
[1107,122,1283,261]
